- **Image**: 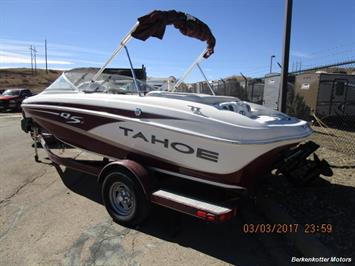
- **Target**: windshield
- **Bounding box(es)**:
[54,68,156,94]
[2,89,20,96]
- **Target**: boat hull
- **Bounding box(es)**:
[22,102,304,189]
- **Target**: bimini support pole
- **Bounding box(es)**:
[173,48,207,91]
[173,48,215,95]
[196,63,215,95]
[123,45,141,96]
[91,21,140,83]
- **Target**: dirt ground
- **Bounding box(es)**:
[260,139,355,260]
[1,113,354,265]
[311,126,355,159]
[1,114,299,266]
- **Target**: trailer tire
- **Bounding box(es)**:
[102,170,150,227]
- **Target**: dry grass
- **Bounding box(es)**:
[0,68,62,94]
[310,126,355,159]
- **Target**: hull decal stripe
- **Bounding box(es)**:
[26,101,181,120]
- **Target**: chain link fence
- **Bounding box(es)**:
[287,63,355,159]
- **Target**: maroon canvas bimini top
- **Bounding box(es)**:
[131,10,216,58]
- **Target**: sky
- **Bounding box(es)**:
[0,0,354,81]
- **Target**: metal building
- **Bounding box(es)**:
[247,78,264,104]
[263,73,294,110]
[294,72,355,118]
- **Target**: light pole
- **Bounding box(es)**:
[279,0,293,113]
[270,55,275,73]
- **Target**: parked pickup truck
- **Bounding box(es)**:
[0,88,33,111]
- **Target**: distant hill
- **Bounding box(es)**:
[0,68,62,94]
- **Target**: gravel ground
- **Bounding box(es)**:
[259,144,355,259]
[1,114,295,266]
[311,126,355,159]
[2,113,354,265]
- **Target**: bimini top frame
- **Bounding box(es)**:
[89,22,142,95]
[90,10,216,96]
[172,48,215,95]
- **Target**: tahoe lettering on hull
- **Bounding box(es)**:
[118,126,219,162]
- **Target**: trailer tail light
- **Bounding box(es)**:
[219,213,228,222]
[219,209,236,222]
[206,214,216,222]
[196,210,207,219]
[196,210,216,221]
[196,210,235,222]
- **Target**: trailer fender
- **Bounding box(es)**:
[98,160,154,199]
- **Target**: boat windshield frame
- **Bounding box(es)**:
[63,70,155,94]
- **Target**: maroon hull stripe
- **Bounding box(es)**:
[33,116,129,159]
[26,107,120,131]
[26,102,182,120]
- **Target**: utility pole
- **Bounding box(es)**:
[279,0,293,113]
[33,46,37,73]
[30,45,34,75]
[45,39,48,73]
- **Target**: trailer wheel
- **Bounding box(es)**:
[102,170,150,227]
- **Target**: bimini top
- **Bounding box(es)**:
[131,10,216,58]
[42,10,217,96]
[88,10,217,90]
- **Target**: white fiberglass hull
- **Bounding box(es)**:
[22,92,312,188]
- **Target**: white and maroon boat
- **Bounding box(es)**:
[21,10,332,225]
[21,72,313,187]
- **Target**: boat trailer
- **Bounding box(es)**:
[33,132,238,226]
[30,131,332,226]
